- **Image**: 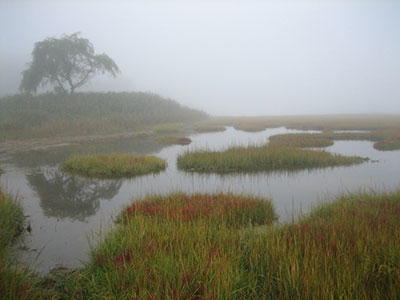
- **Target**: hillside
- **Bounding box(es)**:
[0,92,208,141]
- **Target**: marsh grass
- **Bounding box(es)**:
[269,133,334,148]
[156,136,192,146]
[177,144,366,173]
[2,188,400,299]
[204,116,400,151]
[62,193,276,300]
[269,130,400,151]
[239,190,400,299]
[61,153,166,178]
[0,187,51,300]
[57,190,400,300]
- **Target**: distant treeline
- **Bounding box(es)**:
[0,92,208,140]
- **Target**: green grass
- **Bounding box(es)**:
[58,193,276,300]
[0,188,23,252]
[61,153,167,178]
[0,188,38,299]
[156,136,192,146]
[0,92,207,141]
[240,190,400,299]
[0,188,61,299]
[2,188,400,299]
[177,144,367,173]
[53,190,400,300]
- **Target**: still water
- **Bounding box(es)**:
[0,127,399,273]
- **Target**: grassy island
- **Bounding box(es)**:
[61,153,166,178]
[66,193,277,299]
[177,145,367,173]
[156,136,192,146]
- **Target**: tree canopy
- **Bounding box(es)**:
[20,33,120,95]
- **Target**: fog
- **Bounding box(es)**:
[1,0,400,116]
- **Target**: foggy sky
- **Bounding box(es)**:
[1,0,400,116]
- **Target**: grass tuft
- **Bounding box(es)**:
[61,153,166,178]
[177,144,366,173]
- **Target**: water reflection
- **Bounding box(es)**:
[5,136,166,168]
[26,167,122,221]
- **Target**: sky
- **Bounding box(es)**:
[1,0,400,116]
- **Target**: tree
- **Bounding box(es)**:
[20,33,120,95]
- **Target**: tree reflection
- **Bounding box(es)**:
[26,166,122,221]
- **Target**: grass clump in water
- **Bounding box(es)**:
[156,136,192,146]
[269,133,334,148]
[177,144,366,173]
[66,193,276,299]
[240,190,400,299]
[61,153,166,178]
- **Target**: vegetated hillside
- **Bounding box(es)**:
[0,92,208,140]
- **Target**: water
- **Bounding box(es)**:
[1,127,399,273]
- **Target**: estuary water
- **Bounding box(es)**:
[0,127,399,273]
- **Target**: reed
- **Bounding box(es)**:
[239,190,400,299]
[0,187,51,300]
[177,144,366,173]
[61,153,166,178]
[3,189,400,299]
